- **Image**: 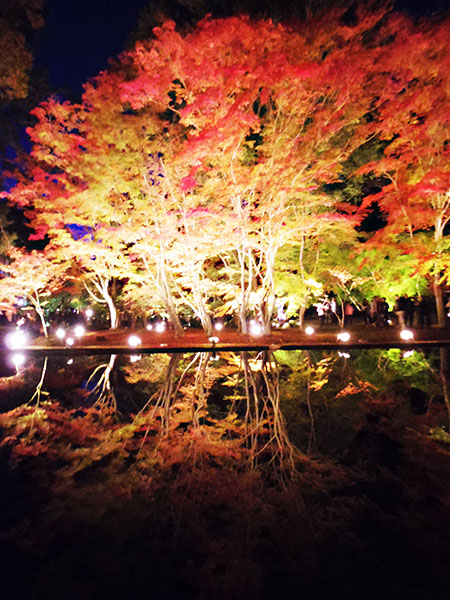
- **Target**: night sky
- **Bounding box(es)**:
[32,0,450,95]
[34,0,151,93]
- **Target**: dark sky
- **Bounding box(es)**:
[32,0,450,95]
[34,0,151,93]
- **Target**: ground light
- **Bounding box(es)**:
[74,325,85,338]
[214,322,223,331]
[4,329,28,350]
[337,331,351,342]
[249,321,263,336]
[400,329,414,341]
[85,308,94,318]
[155,322,166,333]
[128,335,142,347]
[55,327,66,340]
[209,336,219,345]
[66,337,74,346]
[305,326,315,335]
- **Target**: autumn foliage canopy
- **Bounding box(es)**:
[3,5,450,329]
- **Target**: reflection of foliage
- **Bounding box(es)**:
[122,353,171,386]
[352,349,439,396]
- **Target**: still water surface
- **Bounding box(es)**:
[1,347,448,455]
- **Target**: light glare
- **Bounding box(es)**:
[305,326,315,335]
[400,329,414,341]
[249,323,262,336]
[128,335,142,347]
[74,325,85,338]
[5,329,28,350]
[11,353,25,368]
[337,331,351,342]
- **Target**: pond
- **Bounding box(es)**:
[1,348,450,600]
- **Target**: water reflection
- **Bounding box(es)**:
[1,347,449,466]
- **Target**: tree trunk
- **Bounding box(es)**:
[433,272,445,327]
[159,263,184,335]
[105,294,118,329]
[298,305,306,328]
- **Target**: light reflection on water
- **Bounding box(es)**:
[1,347,448,458]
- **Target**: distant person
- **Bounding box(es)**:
[404,294,415,327]
[316,302,325,327]
[379,298,389,326]
[417,296,431,328]
[362,299,370,326]
[394,295,407,328]
[344,301,354,325]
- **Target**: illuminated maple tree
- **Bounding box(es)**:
[6,6,450,331]
[356,14,450,324]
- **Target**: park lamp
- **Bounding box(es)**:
[214,322,224,331]
[85,308,94,318]
[249,321,263,336]
[400,329,414,341]
[337,331,351,342]
[305,326,315,336]
[155,322,166,333]
[5,328,28,350]
[66,336,75,347]
[55,327,66,340]
[128,335,142,348]
[74,324,85,338]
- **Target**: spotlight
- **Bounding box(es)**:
[74,324,85,338]
[128,335,142,347]
[146,323,153,331]
[155,322,166,333]
[305,326,315,335]
[400,329,414,341]
[337,331,351,342]
[249,322,262,336]
[4,329,28,350]
[85,308,94,318]
[214,322,223,331]
[66,337,75,346]
[55,327,66,340]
